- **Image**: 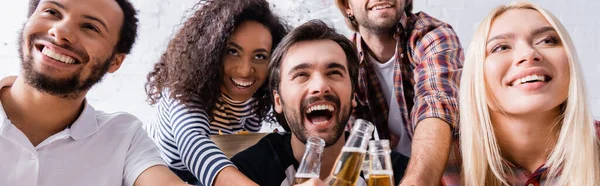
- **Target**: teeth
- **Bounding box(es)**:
[231,78,254,87]
[512,74,547,86]
[373,4,392,10]
[42,47,76,64]
[305,104,335,114]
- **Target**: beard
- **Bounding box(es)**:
[282,94,351,147]
[18,28,113,100]
[354,7,403,32]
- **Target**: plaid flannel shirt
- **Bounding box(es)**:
[442,120,600,186]
[351,11,464,140]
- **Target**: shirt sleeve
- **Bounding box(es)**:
[410,21,464,134]
[168,99,235,186]
[123,121,166,186]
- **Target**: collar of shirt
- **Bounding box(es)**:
[0,76,99,141]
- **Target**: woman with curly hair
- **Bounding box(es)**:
[144,0,288,185]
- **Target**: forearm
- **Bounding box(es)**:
[401,118,451,186]
[214,166,258,186]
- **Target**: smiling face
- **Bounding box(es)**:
[484,9,569,115]
[345,0,405,31]
[273,39,356,147]
[19,0,125,99]
[221,21,273,101]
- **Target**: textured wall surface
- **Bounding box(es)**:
[1,0,598,129]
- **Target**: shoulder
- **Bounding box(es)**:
[232,133,290,162]
[410,11,455,31]
[231,133,293,185]
[95,110,143,130]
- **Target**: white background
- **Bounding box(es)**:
[1,0,598,129]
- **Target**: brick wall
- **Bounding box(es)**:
[1,0,598,129]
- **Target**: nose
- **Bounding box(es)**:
[307,74,331,96]
[48,20,77,45]
[515,44,543,65]
[235,58,255,78]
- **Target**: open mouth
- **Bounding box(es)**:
[509,74,552,86]
[36,44,81,65]
[369,3,393,10]
[230,77,255,89]
[305,104,335,125]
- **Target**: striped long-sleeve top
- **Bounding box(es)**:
[145,92,262,186]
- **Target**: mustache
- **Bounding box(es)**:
[301,94,341,112]
[29,33,90,63]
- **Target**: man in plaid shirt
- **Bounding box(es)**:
[335,0,464,185]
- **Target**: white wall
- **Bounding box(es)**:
[1,0,598,127]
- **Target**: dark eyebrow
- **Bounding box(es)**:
[254,48,269,54]
[228,42,243,52]
[83,15,108,32]
[44,1,65,9]
[288,63,313,75]
[327,62,347,72]
[531,26,556,36]
[44,1,108,32]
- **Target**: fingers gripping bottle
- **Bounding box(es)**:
[324,119,374,186]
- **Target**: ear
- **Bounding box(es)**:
[352,94,357,108]
[107,53,126,73]
[273,90,283,114]
[343,0,353,15]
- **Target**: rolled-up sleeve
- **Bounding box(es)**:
[411,23,463,134]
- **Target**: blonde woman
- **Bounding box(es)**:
[442,2,600,186]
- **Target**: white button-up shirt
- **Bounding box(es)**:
[0,76,165,186]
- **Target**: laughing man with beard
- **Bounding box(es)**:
[0,0,189,185]
[230,20,409,186]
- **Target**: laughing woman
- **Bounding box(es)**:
[442,2,600,186]
[144,0,287,185]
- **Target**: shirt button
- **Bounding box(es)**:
[30,154,37,160]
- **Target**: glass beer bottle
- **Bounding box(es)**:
[294,136,325,184]
[324,119,374,186]
[367,140,394,186]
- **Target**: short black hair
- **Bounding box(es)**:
[28,0,139,54]
[268,19,359,131]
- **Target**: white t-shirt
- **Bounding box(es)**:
[367,52,412,157]
[0,76,165,186]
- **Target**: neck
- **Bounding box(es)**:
[0,76,85,146]
[492,108,562,173]
[291,133,345,180]
[358,26,397,63]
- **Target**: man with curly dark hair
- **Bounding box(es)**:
[144,0,288,185]
[0,0,188,185]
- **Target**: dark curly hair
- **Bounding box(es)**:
[28,0,139,54]
[145,0,288,120]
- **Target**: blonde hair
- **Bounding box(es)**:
[459,2,600,185]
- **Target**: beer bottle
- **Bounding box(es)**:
[324,119,374,186]
[367,140,394,186]
[294,136,325,184]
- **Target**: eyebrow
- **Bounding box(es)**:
[327,62,348,72]
[487,26,557,43]
[83,15,109,32]
[228,42,269,54]
[44,1,108,32]
[288,63,312,75]
[531,26,556,37]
